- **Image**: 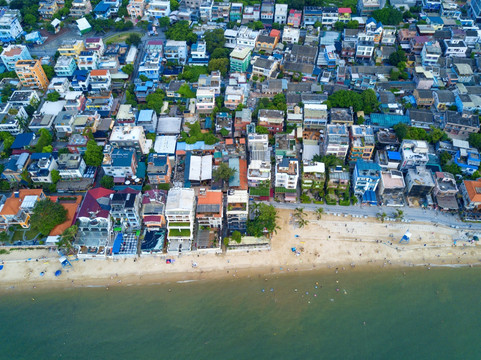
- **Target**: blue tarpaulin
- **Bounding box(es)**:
[113,233,123,254]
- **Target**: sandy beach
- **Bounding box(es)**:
[1,208,480,292]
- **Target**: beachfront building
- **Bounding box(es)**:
[302,161,325,194]
[352,159,382,203]
[165,188,196,254]
[142,190,166,230]
[404,166,435,198]
[275,158,299,202]
[196,190,223,228]
[377,170,406,207]
[400,140,429,171]
[349,125,375,162]
[110,191,142,230]
[322,124,349,160]
[0,189,46,230]
[76,187,115,257]
[226,189,248,234]
[460,179,481,210]
[433,171,459,210]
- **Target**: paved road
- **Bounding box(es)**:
[262,201,481,231]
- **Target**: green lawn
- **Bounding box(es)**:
[104,31,143,45]
[11,228,39,242]
[169,229,191,237]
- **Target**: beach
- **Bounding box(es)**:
[1,208,480,291]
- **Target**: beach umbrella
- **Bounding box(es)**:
[40,272,44,276]
[55,270,62,277]
[0,265,3,271]
[474,236,479,241]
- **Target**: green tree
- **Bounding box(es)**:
[51,169,61,184]
[1,84,13,103]
[57,225,78,251]
[30,199,68,236]
[159,16,170,28]
[100,175,114,189]
[316,207,324,220]
[121,64,134,75]
[35,128,53,153]
[372,7,403,25]
[232,230,242,243]
[213,162,236,182]
[393,123,409,140]
[208,58,229,77]
[255,125,269,134]
[346,20,359,29]
[361,89,379,114]
[83,140,104,166]
[211,47,230,59]
[0,131,14,157]
[427,126,448,144]
[334,21,345,31]
[220,128,229,137]
[247,203,279,237]
[204,28,226,54]
[468,133,481,152]
[24,13,37,27]
[178,83,196,98]
[145,89,165,114]
[247,21,264,30]
[46,91,60,102]
[42,145,53,153]
[165,20,197,45]
[388,49,407,67]
[170,0,179,10]
[126,33,141,46]
[42,65,55,80]
[139,74,149,82]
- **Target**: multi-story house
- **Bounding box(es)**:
[196,190,223,228]
[255,35,278,54]
[71,70,90,92]
[75,187,115,258]
[398,28,417,49]
[196,88,216,114]
[165,188,196,254]
[454,147,480,175]
[58,40,85,59]
[110,191,142,229]
[275,158,299,201]
[8,90,39,107]
[67,133,89,154]
[433,90,456,111]
[304,104,328,130]
[212,2,230,21]
[54,110,78,137]
[242,4,260,23]
[199,0,213,21]
[164,40,187,65]
[287,9,302,27]
[234,108,251,135]
[0,10,23,43]
[2,153,30,183]
[116,104,136,124]
[15,60,49,91]
[260,0,275,23]
[78,51,99,70]
[377,170,405,206]
[230,2,243,21]
[138,50,162,80]
[0,45,32,71]
[247,133,271,188]
[432,171,459,210]
[258,109,284,134]
[226,189,248,234]
[137,109,158,133]
[381,26,396,46]
[102,147,138,177]
[54,56,78,77]
[460,179,481,210]
[27,153,58,183]
[230,46,251,73]
[0,189,45,230]
[236,26,259,49]
[274,4,288,24]
[303,6,322,26]
[252,57,278,78]
[147,153,171,184]
[189,41,209,65]
[146,0,171,18]
[322,7,338,25]
[89,69,111,92]
[349,125,375,162]
[142,190,166,230]
[421,41,442,66]
[70,0,92,17]
[85,92,114,116]
[357,0,386,16]
[328,165,350,190]
[184,0,202,10]
[444,111,480,138]
[405,166,435,198]
[352,159,382,199]
[338,7,352,22]
[282,27,300,44]
[441,39,468,57]
[323,124,349,160]
[356,41,375,59]
[85,37,105,56]
[400,140,429,171]
[330,107,353,126]
[57,153,87,179]
[109,125,147,154]
[127,0,145,19]
[198,71,221,95]
[302,161,325,193]
[39,0,59,19]
[224,85,245,110]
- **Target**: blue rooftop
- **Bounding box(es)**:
[138,109,154,123]
[387,151,401,161]
[30,152,51,160]
[355,159,381,172]
[110,148,134,167]
[11,133,34,149]
[94,1,111,12]
[228,158,240,187]
[177,141,215,152]
[362,190,377,205]
[370,113,411,127]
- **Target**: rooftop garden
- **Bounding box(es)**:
[169,229,191,237]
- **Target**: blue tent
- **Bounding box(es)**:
[112,233,123,254]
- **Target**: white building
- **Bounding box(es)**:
[57,153,87,179]
[109,125,148,154]
[165,188,196,254]
[442,39,468,57]
[226,189,248,234]
[164,40,188,65]
[274,4,288,24]
[323,124,350,159]
[247,133,271,187]
[78,50,99,70]
[304,103,328,129]
[400,140,429,170]
[0,45,32,71]
[146,0,171,18]
[236,26,260,49]
[275,157,299,191]
[110,191,142,230]
[196,88,216,113]
[89,69,111,92]
[0,11,23,43]
[282,27,300,44]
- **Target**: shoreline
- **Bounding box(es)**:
[1,209,481,293]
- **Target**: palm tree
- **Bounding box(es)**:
[297,218,309,228]
[377,212,387,223]
[395,209,404,220]
[316,207,324,220]
[57,225,78,252]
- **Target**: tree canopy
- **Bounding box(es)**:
[178,121,220,145]
[126,33,141,46]
[57,225,78,251]
[83,140,104,166]
[30,199,68,236]
[327,89,379,114]
[46,91,60,102]
[468,133,481,152]
[393,123,448,143]
[213,162,236,182]
[42,65,55,80]
[35,128,53,153]
[145,89,165,114]
[372,7,403,25]
[178,65,208,82]
[208,58,229,77]
[121,64,134,75]
[100,175,114,189]
[388,49,407,67]
[165,20,198,45]
[178,83,196,98]
[204,29,226,54]
[247,203,279,237]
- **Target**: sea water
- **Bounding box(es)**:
[1,267,481,360]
